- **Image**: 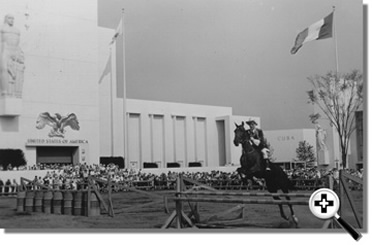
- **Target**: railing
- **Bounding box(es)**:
[290,178,328,190]
[1,179,262,193]
[0,185,19,196]
[0,176,359,196]
[181,179,265,191]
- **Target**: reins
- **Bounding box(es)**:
[238,131,256,155]
[242,139,255,155]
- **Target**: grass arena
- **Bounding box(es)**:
[0,173,364,230]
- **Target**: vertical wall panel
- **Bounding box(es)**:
[216,120,226,166]
[195,117,207,166]
[151,115,165,167]
[128,113,141,169]
[174,116,186,167]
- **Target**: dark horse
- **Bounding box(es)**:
[233,122,298,226]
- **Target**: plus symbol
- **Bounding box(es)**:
[314,194,334,213]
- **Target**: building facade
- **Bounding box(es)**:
[265,129,316,169]
[100,98,260,172]
[0,0,100,169]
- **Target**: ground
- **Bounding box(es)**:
[0,189,364,231]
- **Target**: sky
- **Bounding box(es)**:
[98,0,363,130]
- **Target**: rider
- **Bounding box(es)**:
[246,120,271,171]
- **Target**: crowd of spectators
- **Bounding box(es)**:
[0,162,364,193]
[0,162,62,171]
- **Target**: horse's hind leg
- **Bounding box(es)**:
[273,196,299,228]
[284,196,299,227]
[285,196,295,216]
[281,185,299,227]
[273,196,288,220]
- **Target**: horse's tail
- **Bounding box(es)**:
[287,178,295,190]
[277,166,295,191]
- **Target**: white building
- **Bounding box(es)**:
[265,129,316,169]
[100,98,260,173]
[0,0,100,169]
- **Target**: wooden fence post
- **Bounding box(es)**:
[87,178,91,217]
[329,175,334,190]
[339,171,362,228]
[108,175,115,217]
[175,173,183,228]
[339,170,343,217]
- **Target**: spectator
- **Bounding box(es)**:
[4,179,11,193]
[0,178,3,193]
[12,179,18,192]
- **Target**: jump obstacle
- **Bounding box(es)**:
[14,176,112,217]
[162,173,336,229]
[9,175,170,218]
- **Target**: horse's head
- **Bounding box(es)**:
[233,121,247,146]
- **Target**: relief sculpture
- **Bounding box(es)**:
[0,14,25,98]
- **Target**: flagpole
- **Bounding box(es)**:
[333,6,339,73]
[332,6,341,168]
[109,47,115,156]
[121,8,128,166]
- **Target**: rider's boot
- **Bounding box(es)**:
[265,159,271,171]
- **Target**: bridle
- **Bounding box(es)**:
[236,128,255,155]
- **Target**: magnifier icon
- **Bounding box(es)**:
[309,188,362,241]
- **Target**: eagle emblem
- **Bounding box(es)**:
[36,112,80,138]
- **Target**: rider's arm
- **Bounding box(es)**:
[250,137,261,146]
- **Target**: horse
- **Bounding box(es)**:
[233,122,298,226]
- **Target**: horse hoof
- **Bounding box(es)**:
[282,215,289,221]
[292,215,299,227]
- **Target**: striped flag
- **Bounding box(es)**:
[290,12,333,54]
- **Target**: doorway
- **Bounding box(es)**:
[36,146,78,165]
[216,120,227,166]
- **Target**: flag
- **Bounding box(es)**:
[98,53,111,84]
[110,18,125,98]
[110,19,123,45]
[290,12,333,54]
[115,30,124,98]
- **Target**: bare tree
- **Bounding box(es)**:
[307,70,363,169]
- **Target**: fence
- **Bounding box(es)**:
[162,174,311,229]
[0,176,344,196]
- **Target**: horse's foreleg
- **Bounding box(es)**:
[237,168,248,185]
